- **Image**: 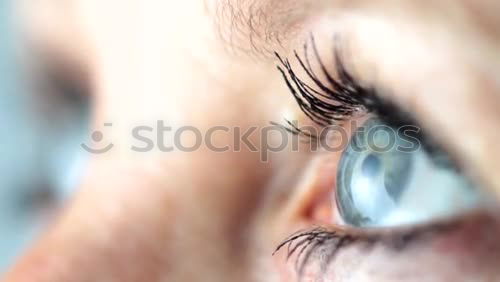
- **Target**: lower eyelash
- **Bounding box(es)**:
[273,221,462,279]
[273,228,358,277]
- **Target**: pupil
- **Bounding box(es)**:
[384,152,413,202]
[361,154,381,178]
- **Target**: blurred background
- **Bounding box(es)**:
[0,0,89,272]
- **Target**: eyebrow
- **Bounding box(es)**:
[209,0,312,57]
[210,0,500,59]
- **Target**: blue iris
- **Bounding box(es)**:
[336,118,481,227]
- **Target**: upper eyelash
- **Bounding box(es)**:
[275,35,450,159]
[274,35,419,140]
[274,35,371,127]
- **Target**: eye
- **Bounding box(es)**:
[336,118,483,228]
[273,37,491,272]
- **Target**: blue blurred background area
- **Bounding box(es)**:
[0,0,89,272]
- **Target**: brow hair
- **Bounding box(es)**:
[210,0,500,63]
[209,0,306,58]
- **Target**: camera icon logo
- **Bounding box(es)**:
[81,123,114,154]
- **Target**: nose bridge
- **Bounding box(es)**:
[3,162,180,282]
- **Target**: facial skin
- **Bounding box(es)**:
[4,0,500,281]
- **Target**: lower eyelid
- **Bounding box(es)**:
[276,211,499,281]
[275,216,458,278]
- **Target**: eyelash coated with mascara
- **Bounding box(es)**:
[274,35,412,129]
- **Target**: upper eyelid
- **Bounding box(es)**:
[274,34,474,175]
[275,37,364,127]
[274,34,423,133]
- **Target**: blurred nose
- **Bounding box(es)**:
[2,161,178,282]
